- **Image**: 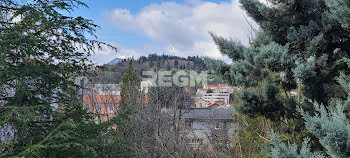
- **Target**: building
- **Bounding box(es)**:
[81,83,122,123]
[83,94,120,123]
[202,93,230,105]
[83,83,122,95]
[181,107,236,148]
[194,84,235,108]
[140,80,157,94]
[81,82,150,122]
[194,98,207,108]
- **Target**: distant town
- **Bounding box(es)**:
[80,56,237,148]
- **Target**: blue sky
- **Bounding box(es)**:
[73,0,258,64]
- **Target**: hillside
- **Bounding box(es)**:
[89,54,226,84]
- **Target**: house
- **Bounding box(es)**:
[207,102,221,108]
[195,84,235,108]
[81,82,152,122]
[83,94,121,123]
[83,83,122,95]
[181,107,236,148]
[194,98,207,108]
[202,93,230,105]
[80,83,122,123]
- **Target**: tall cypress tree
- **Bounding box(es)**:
[120,61,141,111]
[174,59,179,69]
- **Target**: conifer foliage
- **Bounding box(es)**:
[211,0,350,157]
[120,61,141,111]
[0,0,129,157]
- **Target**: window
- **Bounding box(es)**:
[185,120,193,128]
[96,104,101,113]
[109,104,114,113]
[193,122,206,130]
[84,104,90,111]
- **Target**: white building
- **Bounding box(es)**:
[140,80,156,94]
[195,84,235,108]
[202,93,230,105]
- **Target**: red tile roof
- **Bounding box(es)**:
[207,102,225,107]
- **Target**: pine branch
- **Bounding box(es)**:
[0,5,19,10]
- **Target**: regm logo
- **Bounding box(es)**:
[142,70,208,87]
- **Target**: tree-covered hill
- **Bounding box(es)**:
[90,54,225,84]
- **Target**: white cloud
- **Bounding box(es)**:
[107,0,258,59]
[89,42,140,65]
[110,9,138,30]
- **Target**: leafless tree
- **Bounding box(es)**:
[119,86,201,157]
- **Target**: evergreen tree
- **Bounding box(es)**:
[211,0,350,121]
[0,0,129,157]
[270,71,350,157]
[202,57,226,75]
[269,132,325,158]
[270,100,350,158]
[149,60,154,68]
[211,0,350,156]
[118,62,149,157]
[120,61,141,111]
[174,59,179,69]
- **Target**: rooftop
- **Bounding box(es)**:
[182,108,235,120]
